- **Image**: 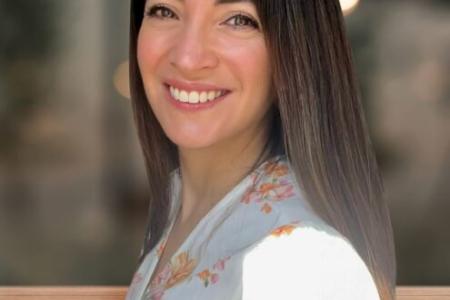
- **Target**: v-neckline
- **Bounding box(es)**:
[145,154,286,292]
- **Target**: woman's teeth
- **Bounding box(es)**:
[169,86,226,104]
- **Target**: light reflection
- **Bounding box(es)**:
[340,0,360,15]
[113,60,130,99]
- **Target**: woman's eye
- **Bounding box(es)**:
[225,14,259,30]
[145,5,178,20]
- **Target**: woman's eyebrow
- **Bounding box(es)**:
[215,0,251,4]
[171,0,251,5]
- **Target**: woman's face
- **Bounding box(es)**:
[137,0,272,151]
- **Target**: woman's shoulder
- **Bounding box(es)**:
[237,156,380,299]
[241,218,380,300]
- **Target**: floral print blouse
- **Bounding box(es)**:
[125,155,380,300]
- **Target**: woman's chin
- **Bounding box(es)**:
[167,132,219,151]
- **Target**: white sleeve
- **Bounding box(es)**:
[242,224,380,300]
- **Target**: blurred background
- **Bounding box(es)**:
[0,0,449,286]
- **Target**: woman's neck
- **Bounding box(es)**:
[176,120,269,224]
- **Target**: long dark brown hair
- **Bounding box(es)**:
[129,0,397,299]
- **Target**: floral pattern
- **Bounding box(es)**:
[149,251,198,299]
[196,256,231,287]
[241,159,295,213]
[264,160,289,177]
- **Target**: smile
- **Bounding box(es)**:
[168,85,228,104]
[163,79,232,111]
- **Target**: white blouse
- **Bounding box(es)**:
[125,155,380,300]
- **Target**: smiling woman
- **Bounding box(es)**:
[125,0,396,299]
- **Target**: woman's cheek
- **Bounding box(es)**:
[138,27,170,73]
[137,32,156,73]
[213,32,271,98]
[214,34,268,81]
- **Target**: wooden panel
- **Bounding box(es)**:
[0,286,449,299]
[397,286,450,300]
[0,287,127,300]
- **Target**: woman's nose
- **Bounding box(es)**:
[169,25,219,76]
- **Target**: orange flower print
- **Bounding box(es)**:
[261,203,272,214]
[197,256,230,287]
[165,252,198,289]
[271,221,302,237]
[197,269,218,287]
[242,180,295,214]
[257,182,295,201]
[197,269,211,281]
[264,161,289,177]
[149,251,197,300]
[258,182,280,197]
[271,224,296,236]
[240,159,295,213]
[197,269,213,287]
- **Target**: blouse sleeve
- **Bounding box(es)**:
[241,223,380,300]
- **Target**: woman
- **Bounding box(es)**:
[126,0,397,299]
